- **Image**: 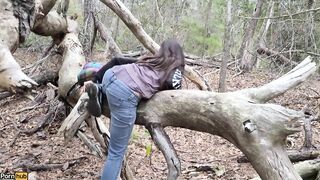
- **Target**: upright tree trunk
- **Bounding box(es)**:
[218,0,232,92]
[201,0,213,57]
[81,0,98,59]
[237,0,265,71]
[304,0,316,51]
[254,1,274,67]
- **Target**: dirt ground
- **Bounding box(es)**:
[0,48,319,180]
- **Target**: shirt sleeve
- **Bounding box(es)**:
[166,68,183,90]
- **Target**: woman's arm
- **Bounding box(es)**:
[94,57,137,83]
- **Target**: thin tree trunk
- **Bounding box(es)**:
[237,0,265,71]
[218,0,232,92]
[201,0,213,57]
[255,1,274,68]
[81,0,98,59]
[305,0,316,51]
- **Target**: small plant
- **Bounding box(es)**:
[145,143,152,157]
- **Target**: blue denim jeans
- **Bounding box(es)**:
[101,69,140,180]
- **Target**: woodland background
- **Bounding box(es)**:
[1,0,320,180]
[25,0,320,70]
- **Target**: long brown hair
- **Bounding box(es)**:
[137,39,185,88]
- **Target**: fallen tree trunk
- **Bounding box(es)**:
[0,44,38,92]
[4,1,318,179]
[257,47,299,66]
[0,0,73,93]
[0,0,68,93]
[252,159,320,180]
[50,8,136,179]
[295,159,320,179]
[0,0,38,92]
[61,56,317,179]
[57,31,85,104]
[237,149,320,163]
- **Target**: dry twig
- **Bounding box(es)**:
[17,157,87,171]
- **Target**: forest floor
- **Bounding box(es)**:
[0,48,319,180]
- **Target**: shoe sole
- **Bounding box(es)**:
[86,83,102,117]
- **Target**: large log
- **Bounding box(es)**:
[0,0,73,93]
[0,44,38,92]
[57,30,85,104]
[252,159,320,180]
[61,56,317,179]
[5,1,317,179]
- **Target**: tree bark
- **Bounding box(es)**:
[93,14,122,58]
[304,0,317,52]
[201,0,213,57]
[81,0,98,58]
[1,0,22,51]
[254,1,274,67]
[0,0,64,92]
[0,44,38,92]
[253,159,320,180]
[0,0,39,92]
[218,0,232,92]
[237,0,265,71]
[257,47,298,66]
[238,149,320,163]
[57,31,86,104]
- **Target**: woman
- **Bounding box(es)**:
[85,39,185,180]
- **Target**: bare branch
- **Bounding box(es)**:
[244,56,316,103]
[240,7,320,20]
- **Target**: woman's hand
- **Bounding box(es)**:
[79,81,93,94]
